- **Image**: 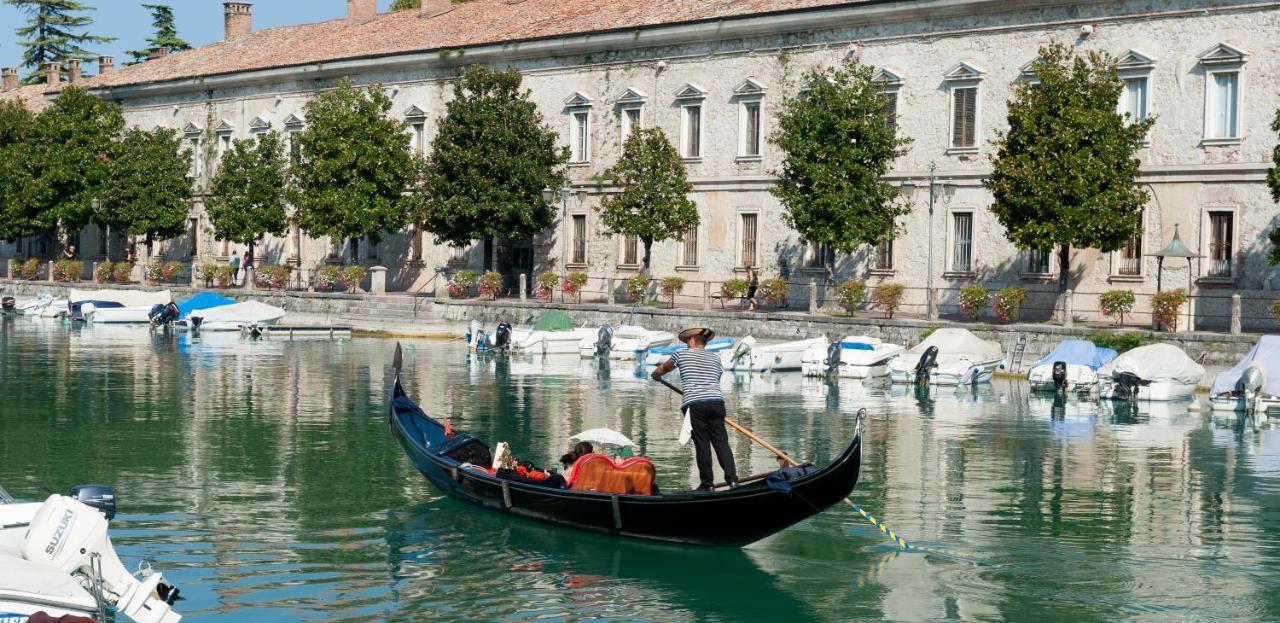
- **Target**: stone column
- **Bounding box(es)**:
[434,271,447,298]
[91,261,100,284]
[808,280,817,314]
[4,259,12,279]
[1063,290,1074,328]
[245,265,255,291]
[702,280,711,310]
[190,263,200,289]
[1231,293,1242,335]
[46,260,54,282]
[519,273,527,301]
[370,265,387,294]
[606,278,615,305]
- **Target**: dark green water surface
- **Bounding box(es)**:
[2,319,1279,622]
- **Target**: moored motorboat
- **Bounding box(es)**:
[187,300,285,331]
[37,298,70,318]
[1098,343,1204,402]
[578,325,676,360]
[721,336,828,373]
[888,328,1005,385]
[642,337,735,367]
[800,335,904,379]
[73,289,173,324]
[0,484,183,623]
[13,293,54,316]
[1208,335,1280,413]
[1026,339,1118,395]
[386,345,864,546]
[509,311,597,355]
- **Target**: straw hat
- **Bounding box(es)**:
[678,327,715,344]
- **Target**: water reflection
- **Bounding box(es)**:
[0,323,1278,621]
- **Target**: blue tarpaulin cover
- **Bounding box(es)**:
[1211,335,1280,396]
[1032,339,1118,370]
[839,341,876,351]
[177,292,236,318]
[647,337,734,356]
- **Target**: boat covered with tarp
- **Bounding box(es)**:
[177,292,236,318]
[508,311,597,355]
[1026,339,1118,394]
[187,300,285,331]
[1209,335,1280,413]
[642,337,735,367]
[388,345,864,546]
[1099,343,1204,402]
[888,328,1005,385]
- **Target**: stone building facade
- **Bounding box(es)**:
[2,0,1278,326]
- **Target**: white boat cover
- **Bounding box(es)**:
[190,300,285,324]
[1111,343,1205,385]
[907,328,1003,359]
[69,288,171,307]
[1211,335,1280,395]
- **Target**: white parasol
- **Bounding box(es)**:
[570,428,635,448]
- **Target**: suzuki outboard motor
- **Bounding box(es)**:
[69,483,117,521]
[149,302,179,326]
[1113,371,1143,402]
[914,345,939,384]
[594,324,614,357]
[1,296,14,313]
[493,322,512,350]
[825,341,843,376]
[1051,361,1069,392]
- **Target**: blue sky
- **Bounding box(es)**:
[0,1,402,74]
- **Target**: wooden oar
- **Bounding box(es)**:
[656,376,912,551]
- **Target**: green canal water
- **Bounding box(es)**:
[1,319,1279,622]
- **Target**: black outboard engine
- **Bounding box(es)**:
[914,345,939,384]
[1113,371,1143,402]
[825,341,843,376]
[68,483,116,521]
[149,301,179,326]
[493,322,512,351]
[595,324,614,358]
[1051,361,1068,392]
[1,296,14,313]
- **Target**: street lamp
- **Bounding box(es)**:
[906,162,955,319]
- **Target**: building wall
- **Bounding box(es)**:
[7,0,1277,313]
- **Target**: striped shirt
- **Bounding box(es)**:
[672,348,724,407]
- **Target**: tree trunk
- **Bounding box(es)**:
[146,234,154,260]
[248,240,255,268]
[1057,244,1070,293]
[641,237,653,275]
[482,235,494,272]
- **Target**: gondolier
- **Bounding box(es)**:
[651,327,738,491]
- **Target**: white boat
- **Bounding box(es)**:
[187,300,285,331]
[13,293,54,315]
[465,319,518,352]
[0,486,182,623]
[505,311,595,355]
[580,325,676,360]
[800,335,904,378]
[1098,343,1204,402]
[888,328,1005,385]
[74,290,174,324]
[84,304,157,324]
[721,336,828,373]
[1026,339,1118,395]
[1208,335,1280,413]
[37,298,69,318]
[642,337,735,367]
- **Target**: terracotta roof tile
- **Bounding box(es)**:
[76,0,862,91]
[0,83,54,112]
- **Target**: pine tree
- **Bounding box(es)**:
[126,4,191,65]
[596,128,697,271]
[6,0,114,84]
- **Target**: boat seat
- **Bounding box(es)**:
[568,454,656,495]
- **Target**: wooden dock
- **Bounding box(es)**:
[248,325,353,339]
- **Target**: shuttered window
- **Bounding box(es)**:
[874,239,893,270]
[1027,248,1050,274]
[622,235,638,265]
[740,214,758,267]
[879,91,898,132]
[682,225,698,266]
[571,215,586,264]
[951,87,977,148]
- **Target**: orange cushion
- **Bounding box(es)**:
[568,454,657,495]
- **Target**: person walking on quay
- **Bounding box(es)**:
[651,327,738,491]
[230,252,241,286]
[62,244,77,260]
[745,265,759,311]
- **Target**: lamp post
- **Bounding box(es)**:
[917,162,955,320]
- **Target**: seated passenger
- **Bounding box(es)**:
[559,441,595,480]
[568,453,658,496]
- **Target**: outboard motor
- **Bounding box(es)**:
[69,483,117,521]
[1051,361,1069,392]
[493,322,512,351]
[594,324,614,358]
[1240,365,1265,413]
[914,345,939,384]
[148,302,179,326]
[825,341,843,376]
[1,296,14,313]
[1113,371,1143,402]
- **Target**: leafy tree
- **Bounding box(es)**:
[96,127,193,256]
[389,0,420,9]
[770,57,911,259]
[6,0,114,84]
[419,65,567,270]
[986,43,1154,292]
[0,101,43,242]
[126,4,191,65]
[27,86,123,236]
[289,79,416,256]
[1267,109,1280,265]
[206,131,289,261]
[596,127,696,271]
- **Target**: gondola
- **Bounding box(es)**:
[387,345,864,547]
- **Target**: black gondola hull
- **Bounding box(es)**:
[389,379,862,547]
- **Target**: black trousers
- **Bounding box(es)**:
[688,401,738,488]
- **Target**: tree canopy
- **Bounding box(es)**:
[27,86,124,235]
[206,130,290,258]
[1268,109,1280,265]
[289,79,416,251]
[418,65,567,270]
[96,127,192,252]
[0,101,42,242]
[986,43,1154,291]
[389,0,421,9]
[596,127,697,270]
[770,57,911,258]
[126,4,191,64]
[6,0,113,84]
